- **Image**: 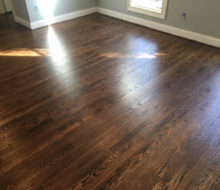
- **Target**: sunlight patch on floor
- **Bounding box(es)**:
[0,48,50,57]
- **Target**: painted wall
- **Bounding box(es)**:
[0,0,5,13]
[97,0,220,39]
[26,0,97,22]
[5,0,14,12]
[12,0,30,21]
[10,0,220,39]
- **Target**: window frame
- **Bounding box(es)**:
[127,0,168,19]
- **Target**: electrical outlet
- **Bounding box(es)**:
[182,13,187,19]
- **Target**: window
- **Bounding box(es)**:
[128,0,168,19]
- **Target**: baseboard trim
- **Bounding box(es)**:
[13,6,220,48]
[30,7,98,30]
[14,15,31,29]
[97,7,220,48]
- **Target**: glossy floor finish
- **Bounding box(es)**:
[0,13,220,190]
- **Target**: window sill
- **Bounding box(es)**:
[127,0,168,19]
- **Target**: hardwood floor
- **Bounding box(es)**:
[0,13,220,190]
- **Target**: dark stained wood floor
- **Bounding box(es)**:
[0,13,220,190]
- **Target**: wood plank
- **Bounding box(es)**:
[0,13,220,190]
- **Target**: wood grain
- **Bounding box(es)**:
[0,13,220,190]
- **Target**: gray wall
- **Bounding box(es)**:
[26,0,97,22]
[12,0,30,21]
[5,0,14,12]
[97,0,220,39]
[11,0,220,39]
[0,1,5,13]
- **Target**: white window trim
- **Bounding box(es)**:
[127,0,168,19]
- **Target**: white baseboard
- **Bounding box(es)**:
[30,7,98,30]
[13,15,31,29]
[97,7,220,48]
[13,6,220,48]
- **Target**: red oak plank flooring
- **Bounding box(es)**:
[0,13,220,190]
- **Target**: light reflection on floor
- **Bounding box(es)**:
[113,36,164,108]
[47,27,76,89]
